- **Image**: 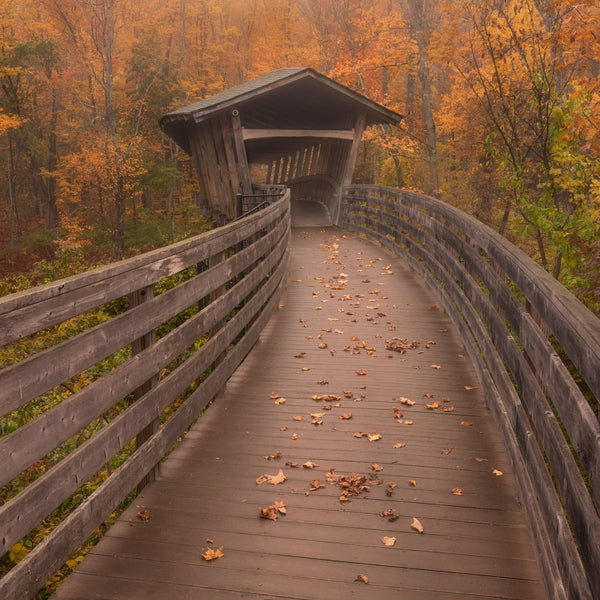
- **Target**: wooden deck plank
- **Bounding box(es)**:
[53,227,545,599]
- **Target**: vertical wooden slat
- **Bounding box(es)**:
[231,109,252,196]
[129,285,159,491]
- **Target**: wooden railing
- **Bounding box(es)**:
[0,191,290,599]
[341,184,600,600]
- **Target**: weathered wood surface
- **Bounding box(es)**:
[54,228,544,600]
[341,185,600,600]
[0,195,290,600]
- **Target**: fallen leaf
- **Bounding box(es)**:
[292,415,303,421]
[409,480,417,487]
[259,502,287,521]
[264,451,282,460]
[318,343,328,349]
[356,370,368,376]
[404,420,414,426]
[317,379,329,385]
[426,401,440,410]
[270,392,280,399]
[201,546,224,561]
[354,574,369,584]
[464,385,479,390]
[475,457,488,463]
[367,432,382,442]
[493,469,504,476]
[380,509,399,522]
[441,447,452,455]
[411,517,424,534]
[309,480,323,491]
[136,507,153,523]
[431,364,441,369]
[285,461,299,468]
[397,397,416,406]
[452,487,464,496]
[290,433,298,440]
[382,536,396,547]
[301,367,310,371]
[393,407,403,419]
[257,469,287,485]
[294,352,306,358]
[340,412,353,420]
[370,463,383,472]
[303,459,318,469]
[393,443,406,449]
[461,421,474,427]
[274,397,286,405]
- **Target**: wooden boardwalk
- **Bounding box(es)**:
[54,227,545,600]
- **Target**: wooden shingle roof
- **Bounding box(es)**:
[160,68,402,154]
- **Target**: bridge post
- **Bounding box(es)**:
[129,284,159,491]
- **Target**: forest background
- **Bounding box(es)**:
[1,0,599,314]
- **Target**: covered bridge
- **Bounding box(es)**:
[160,67,402,224]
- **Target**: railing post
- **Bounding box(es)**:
[129,285,159,491]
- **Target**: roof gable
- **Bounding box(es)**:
[160,68,402,153]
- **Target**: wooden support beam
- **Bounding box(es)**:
[231,109,253,196]
[242,128,354,141]
[335,112,366,224]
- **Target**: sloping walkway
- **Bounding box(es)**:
[54,228,545,600]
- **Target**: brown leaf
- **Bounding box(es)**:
[309,480,323,491]
[492,469,504,476]
[475,457,488,463]
[380,509,399,522]
[264,451,282,460]
[256,469,287,485]
[409,479,417,487]
[426,401,440,410]
[270,392,280,399]
[367,432,381,442]
[303,459,318,469]
[356,369,368,376]
[452,487,464,496]
[340,412,353,420]
[382,536,396,547]
[274,397,286,405]
[397,396,416,406]
[317,379,329,385]
[370,463,383,472]
[259,502,287,521]
[354,574,369,584]
[393,407,403,419]
[201,546,224,561]
[411,517,424,534]
[292,415,303,421]
[136,507,153,523]
[461,420,474,426]
[393,443,406,449]
[441,447,452,455]
[294,352,306,358]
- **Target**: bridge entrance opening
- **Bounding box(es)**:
[290,199,331,227]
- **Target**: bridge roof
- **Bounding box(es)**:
[160,67,402,154]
